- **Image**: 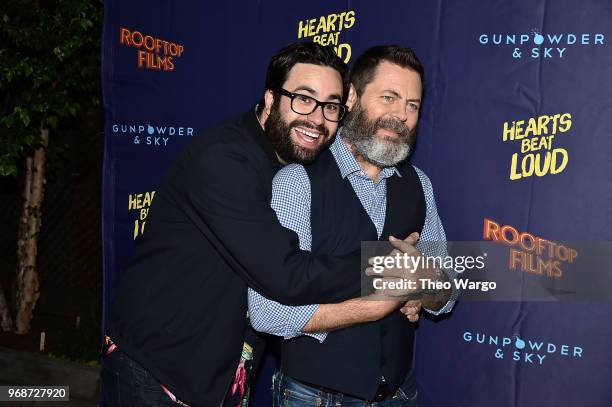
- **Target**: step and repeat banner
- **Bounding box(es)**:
[102,1,612,406]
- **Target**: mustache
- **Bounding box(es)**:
[290,120,329,137]
[374,117,411,138]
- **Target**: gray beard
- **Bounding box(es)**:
[350,133,411,167]
[342,101,414,167]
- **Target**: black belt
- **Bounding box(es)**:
[298,379,391,402]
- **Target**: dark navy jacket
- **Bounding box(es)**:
[108,111,363,406]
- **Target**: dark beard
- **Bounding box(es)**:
[342,100,416,167]
[265,99,330,164]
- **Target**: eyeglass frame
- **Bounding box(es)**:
[273,88,347,122]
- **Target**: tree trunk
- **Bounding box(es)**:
[4,154,34,333]
[0,285,13,332]
[14,127,49,334]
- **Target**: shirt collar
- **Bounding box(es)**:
[330,128,402,180]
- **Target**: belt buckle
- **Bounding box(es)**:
[373,381,390,402]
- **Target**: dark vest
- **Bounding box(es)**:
[281,148,427,400]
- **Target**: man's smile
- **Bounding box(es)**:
[293,126,323,145]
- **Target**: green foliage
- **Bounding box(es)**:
[48,316,101,365]
[0,0,102,176]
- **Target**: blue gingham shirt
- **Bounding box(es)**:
[248,134,458,342]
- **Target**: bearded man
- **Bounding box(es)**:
[102,42,420,407]
[249,45,458,407]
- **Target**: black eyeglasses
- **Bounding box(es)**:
[274,88,347,122]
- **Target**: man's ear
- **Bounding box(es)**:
[346,84,357,111]
[263,90,275,116]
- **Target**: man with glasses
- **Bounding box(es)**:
[249,45,457,406]
[102,42,421,407]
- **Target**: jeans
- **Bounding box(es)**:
[272,370,418,407]
[101,347,179,406]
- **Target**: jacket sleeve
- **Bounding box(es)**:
[183,141,362,306]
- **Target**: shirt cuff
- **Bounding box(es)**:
[299,331,328,342]
[283,304,329,343]
[423,267,459,316]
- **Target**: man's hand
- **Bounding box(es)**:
[400,300,422,323]
[366,232,439,299]
[367,233,453,312]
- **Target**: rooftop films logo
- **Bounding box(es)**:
[120,27,184,71]
[483,218,578,279]
[478,30,605,58]
[463,331,583,365]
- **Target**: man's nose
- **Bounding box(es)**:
[391,104,408,123]
[306,105,325,126]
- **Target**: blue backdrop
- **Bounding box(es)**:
[102,1,612,406]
